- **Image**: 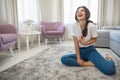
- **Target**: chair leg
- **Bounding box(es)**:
[9,47,14,56]
[59,38,62,44]
[45,39,48,45]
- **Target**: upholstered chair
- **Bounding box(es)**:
[0,24,17,56]
[40,22,65,45]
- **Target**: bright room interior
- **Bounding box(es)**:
[0,0,120,79]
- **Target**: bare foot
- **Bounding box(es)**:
[84,61,95,67]
[105,54,112,60]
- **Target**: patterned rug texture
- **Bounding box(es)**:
[0,45,120,80]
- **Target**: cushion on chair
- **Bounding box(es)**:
[45,31,63,35]
[45,26,57,31]
[0,34,17,44]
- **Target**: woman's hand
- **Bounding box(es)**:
[77,58,85,66]
[79,36,97,45]
[79,36,87,45]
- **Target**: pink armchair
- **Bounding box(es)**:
[0,24,17,56]
[40,22,65,45]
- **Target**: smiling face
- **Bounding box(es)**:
[76,8,86,21]
[75,6,90,22]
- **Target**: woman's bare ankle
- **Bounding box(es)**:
[105,54,112,60]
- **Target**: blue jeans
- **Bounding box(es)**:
[61,46,116,75]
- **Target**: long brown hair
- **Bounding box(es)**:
[75,6,93,37]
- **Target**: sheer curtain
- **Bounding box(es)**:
[98,0,120,29]
[17,0,41,31]
[0,0,18,26]
[40,0,63,23]
[52,0,64,23]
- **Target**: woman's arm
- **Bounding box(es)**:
[73,36,84,66]
[79,36,97,45]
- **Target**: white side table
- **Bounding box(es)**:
[18,31,41,52]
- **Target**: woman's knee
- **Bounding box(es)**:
[61,55,68,64]
[102,64,116,75]
[61,56,66,62]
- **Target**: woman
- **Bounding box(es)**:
[61,6,116,75]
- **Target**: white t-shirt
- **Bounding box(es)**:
[70,22,98,47]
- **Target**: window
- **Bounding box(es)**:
[17,0,39,24]
[64,0,98,24]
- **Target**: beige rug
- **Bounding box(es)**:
[0,45,120,80]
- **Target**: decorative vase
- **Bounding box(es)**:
[27,25,32,32]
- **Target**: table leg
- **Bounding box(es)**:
[17,37,21,52]
[38,34,40,46]
[26,36,29,51]
[31,35,33,46]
